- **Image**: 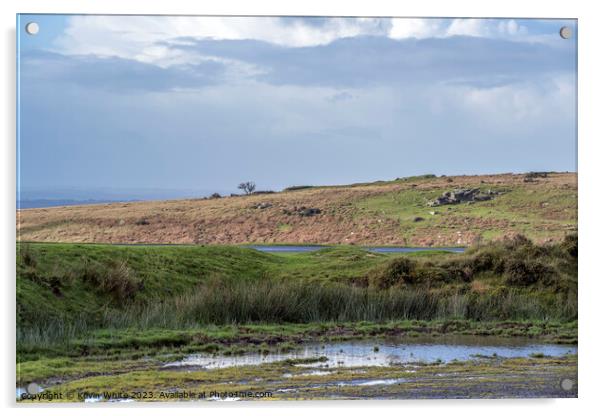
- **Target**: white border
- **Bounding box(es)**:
[2,1,600,415]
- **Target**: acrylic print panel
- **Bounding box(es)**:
[16,15,577,402]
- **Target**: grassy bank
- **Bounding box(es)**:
[17,235,577,357]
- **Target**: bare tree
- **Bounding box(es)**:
[238,181,256,195]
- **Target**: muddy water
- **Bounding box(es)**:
[17,335,577,401]
[163,335,576,370]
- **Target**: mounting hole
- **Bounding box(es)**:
[27,382,41,394]
[25,22,39,35]
[559,26,572,39]
[561,378,574,391]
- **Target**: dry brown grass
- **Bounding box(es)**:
[17,172,577,246]
[471,280,491,293]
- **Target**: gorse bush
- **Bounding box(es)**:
[367,258,474,289]
[368,257,418,288]
[503,258,553,287]
[561,233,578,258]
[366,233,577,290]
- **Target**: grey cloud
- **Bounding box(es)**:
[20,50,228,92]
[173,35,575,88]
[20,34,575,93]
[327,91,354,102]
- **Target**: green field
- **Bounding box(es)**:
[355,184,577,241]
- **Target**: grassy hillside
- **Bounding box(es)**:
[17,172,577,246]
[17,235,577,357]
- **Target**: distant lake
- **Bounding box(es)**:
[247,245,465,253]
[17,199,130,209]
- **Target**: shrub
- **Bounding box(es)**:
[18,243,37,268]
[561,233,578,258]
[467,250,506,274]
[441,263,473,283]
[368,258,418,289]
[503,234,533,250]
[504,259,552,287]
[284,185,314,192]
[413,264,450,285]
[396,174,437,182]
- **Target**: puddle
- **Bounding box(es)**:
[83,396,135,403]
[16,387,27,399]
[163,335,576,370]
[283,370,334,378]
[337,378,406,386]
[208,397,241,402]
[275,377,408,394]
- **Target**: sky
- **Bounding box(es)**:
[17,15,577,200]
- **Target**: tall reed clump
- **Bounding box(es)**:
[76,258,142,305]
[103,277,576,331]
[16,316,94,361]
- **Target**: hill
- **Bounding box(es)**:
[17,172,577,246]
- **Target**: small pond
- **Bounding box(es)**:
[163,335,576,370]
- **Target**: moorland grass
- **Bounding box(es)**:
[16,235,577,357]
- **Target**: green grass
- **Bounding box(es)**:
[17,237,577,320]
[17,243,439,327]
[354,184,577,241]
[15,243,413,353]
[276,223,293,232]
[17,243,278,327]
[17,235,577,364]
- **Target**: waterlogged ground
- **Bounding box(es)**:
[163,335,575,369]
[17,335,577,402]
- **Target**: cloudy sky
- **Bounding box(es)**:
[17,15,577,199]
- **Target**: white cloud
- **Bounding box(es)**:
[52,16,542,68]
[54,16,387,62]
[444,18,530,38]
[446,19,489,37]
[390,18,529,39]
[438,74,575,131]
[388,18,445,39]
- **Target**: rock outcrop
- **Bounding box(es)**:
[427,188,501,207]
[282,206,322,217]
[251,202,273,209]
